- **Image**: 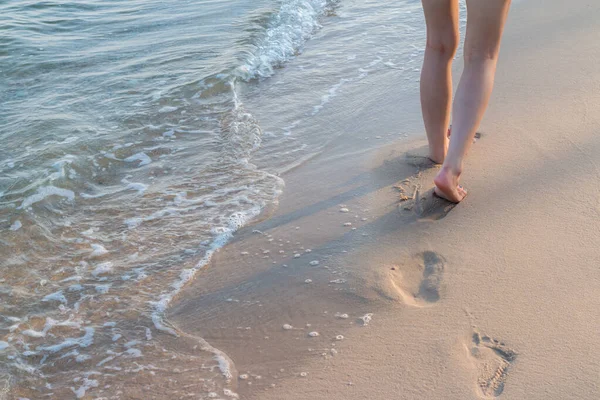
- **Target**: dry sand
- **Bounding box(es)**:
[168,0,600,398]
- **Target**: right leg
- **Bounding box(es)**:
[434,0,511,202]
[420,0,459,164]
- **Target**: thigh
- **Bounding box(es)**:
[421,0,460,53]
[464,0,512,60]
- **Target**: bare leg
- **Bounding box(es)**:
[420,0,459,164]
[434,0,511,202]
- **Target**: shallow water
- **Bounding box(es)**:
[0,0,465,397]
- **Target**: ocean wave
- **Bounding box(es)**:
[236,0,337,80]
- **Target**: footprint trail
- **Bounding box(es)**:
[469,331,517,398]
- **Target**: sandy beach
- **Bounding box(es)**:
[168,1,600,399]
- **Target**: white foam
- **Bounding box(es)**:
[59,350,79,360]
[124,217,143,229]
[91,262,113,276]
[121,178,148,194]
[360,313,373,326]
[125,207,180,229]
[76,354,91,363]
[312,78,347,115]
[51,155,76,178]
[42,291,67,304]
[124,348,142,358]
[0,341,9,351]
[61,275,82,283]
[37,327,94,353]
[124,152,152,166]
[71,378,99,399]
[89,244,108,258]
[214,354,234,380]
[223,389,239,399]
[148,207,262,383]
[158,106,178,113]
[19,186,75,209]
[22,329,46,338]
[81,228,95,237]
[126,182,148,193]
[237,0,330,80]
[95,284,111,294]
[9,220,22,231]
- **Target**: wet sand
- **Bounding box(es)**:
[168,1,600,399]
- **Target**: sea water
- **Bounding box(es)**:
[0,0,466,397]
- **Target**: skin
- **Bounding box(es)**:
[420,0,512,202]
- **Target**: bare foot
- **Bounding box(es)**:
[433,166,467,203]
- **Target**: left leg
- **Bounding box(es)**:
[420,0,460,164]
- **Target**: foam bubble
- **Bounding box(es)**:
[76,354,91,363]
[89,244,108,258]
[237,0,331,80]
[95,284,111,294]
[123,180,148,194]
[37,327,94,354]
[91,262,113,276]
[223,389,239,398]
[359,313,373,326]
[158,106,178,113]
[71,378,99,399]
[19,186,75,209]
[9,220,22,231]
[42,291,67,304]
[124,152,152,166]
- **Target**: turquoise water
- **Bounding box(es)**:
[0,0,466,397]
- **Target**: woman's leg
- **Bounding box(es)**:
[434,0,511,202]
[420,0,459,164]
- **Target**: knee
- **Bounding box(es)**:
[425,31,459,60]
[463,45,500,64]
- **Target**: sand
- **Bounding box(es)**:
[168,0,600,398]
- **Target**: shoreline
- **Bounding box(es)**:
[168,1,600,399]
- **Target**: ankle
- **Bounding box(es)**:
[429,142,448,164]
[440,163,462,177]
[429,152,446,164]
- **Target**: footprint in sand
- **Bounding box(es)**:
[411,187,456,220]
[468,331,517,398]
[389,251,445,307]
